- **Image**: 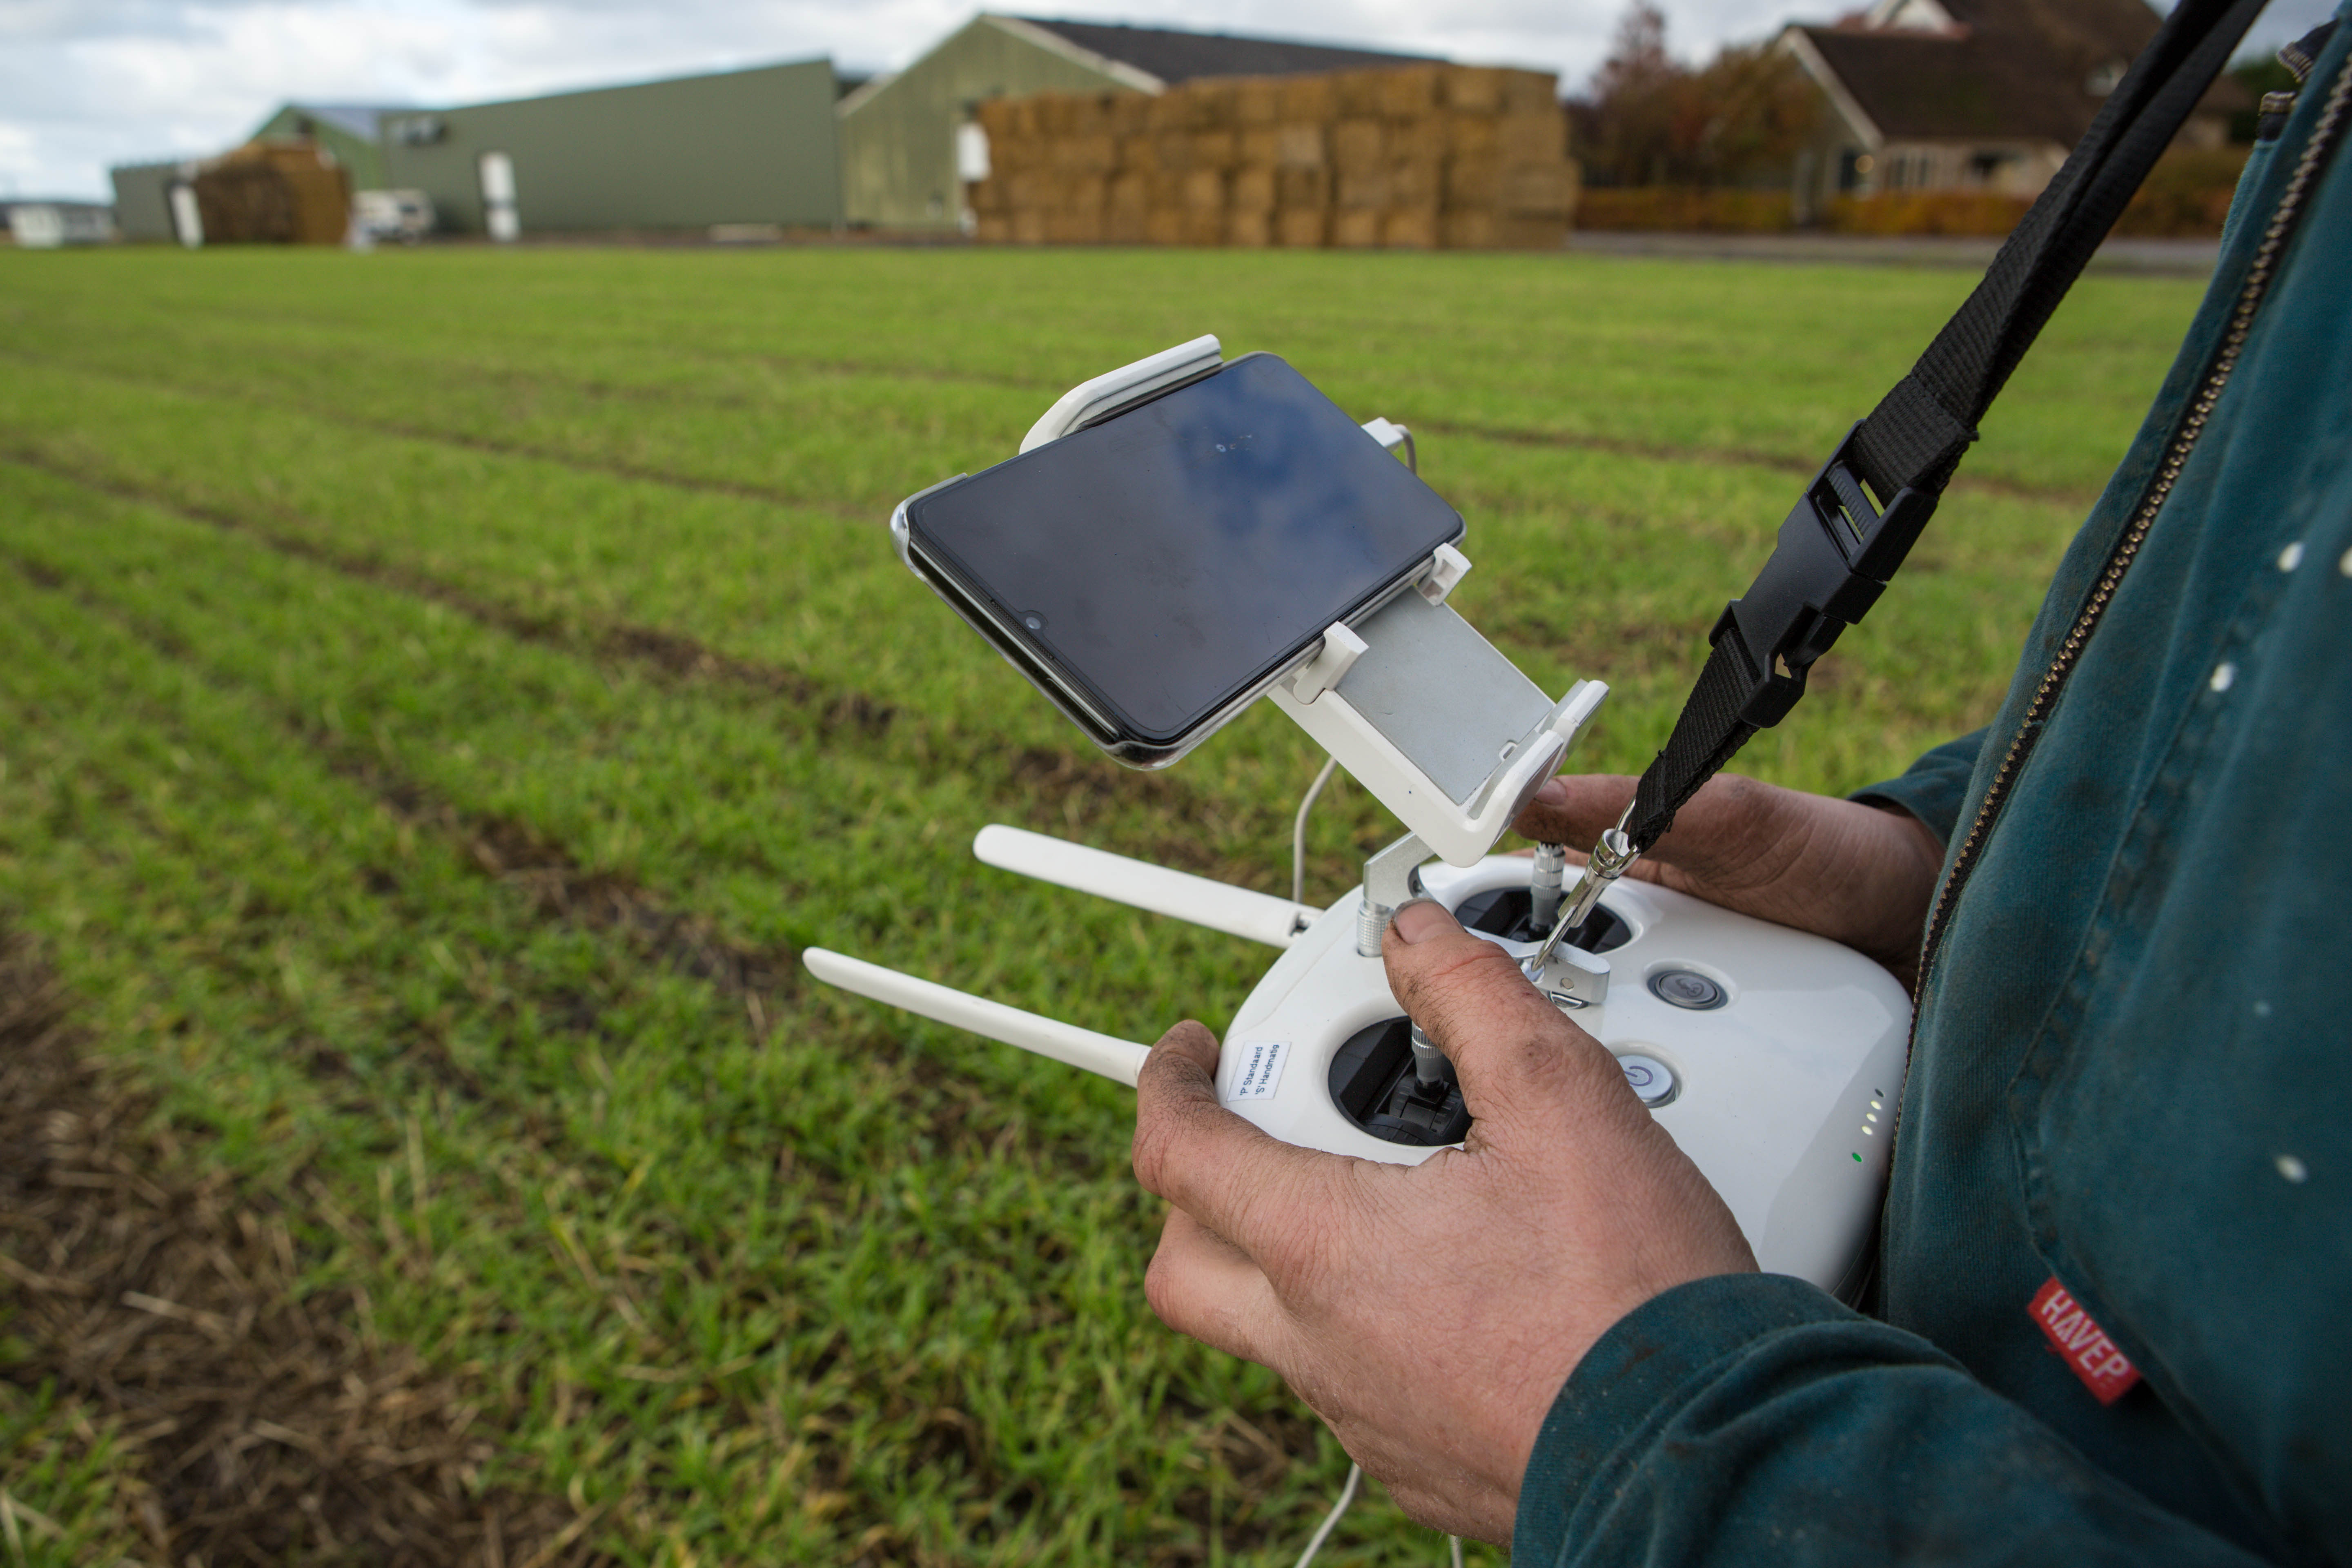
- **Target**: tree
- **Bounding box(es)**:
[1575,1,1822,188]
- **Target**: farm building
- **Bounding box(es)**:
[839,16,1438,231]
[377,59,844,237]
[249,104,409,192]
[110,161,194,243]
[1776,0,2240,216]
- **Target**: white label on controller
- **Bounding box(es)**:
[1230,1038,1290,1101]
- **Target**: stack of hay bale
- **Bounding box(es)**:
[968,65,1575,249]
[192,140,351,245]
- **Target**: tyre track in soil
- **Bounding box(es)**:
[6,482,1363,1562]
[1,557,1138,1561]
[0,348,874,521]
[0,927,612,1568]
[0,343,2097,519]
[0,441,1283,890]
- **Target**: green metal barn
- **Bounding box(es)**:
[250,104,406,191]
[378,59,844,237]
[838,15,1434,232]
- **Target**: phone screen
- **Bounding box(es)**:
[904,354,1464,746]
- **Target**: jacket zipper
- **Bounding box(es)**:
[1909,59,2352,1001]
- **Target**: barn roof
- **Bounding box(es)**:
[1008,18,1439,85]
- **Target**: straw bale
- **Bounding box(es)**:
[1382,207,1441,248]
[1443,156,1501,210]
[1497,109,1569,165]
[1276,166,1332,210]
[1332,70,1390,118]
[1045,209,1107,243]
[1228,209,1274,247]
[1107,206,1149,244]
[1230,165,1278,214]
[1275,208,1329,246]
[967,177,1007,215]
[1499,163,1577,216]
[1234,77,1283,126]
[1120,134,1162,173]
[1442,66,1509,114]
[1181,169,1228,212]
[1501,214,1570,247]
[1037,94,1080,136]
[1240,126,1283,166]
[1193,129,1240,169]
[193,142,349,245]
[1441,210,1567,248]
[1379,65,1444,118]
[1278,74,1336,120]
[1384,116,1447,162]
[1064,173,1109,214]
[1187,80,1242,128]
[1007,170,1058,209]
[1013,210,1049,244]
[1276,124,1327,170]
[1501,69,1561,114]
[1337,168,1390,210]
[1055,134,1119,174]
[1154,129,1196,171]
[1448,115,1499,156]
[1110,94,1153,134]
[1145,209,1187,245]
[1147,94,1191,131]
[1146,170,1190,209]
[1330,208,1383,247]
[1330,119,1386,174]
[1178,211,1226,245]
[1072,94,1118,135]
[1109,172,1152,213]
[976,99,1018,137]
[976,213,1014,243]
[1388,153,1443,208]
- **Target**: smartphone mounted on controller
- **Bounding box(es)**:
[892,337,1601,866]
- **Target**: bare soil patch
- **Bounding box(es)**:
[0,927,604,1567]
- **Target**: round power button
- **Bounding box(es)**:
[1616,1054,1679,1107]
[1649,969,1726,1010]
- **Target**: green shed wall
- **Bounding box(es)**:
[840,18,1140,230]
[254,107,390,189]
[109,162,181,242]
[382,59,840,235]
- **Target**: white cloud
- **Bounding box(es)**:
[2,0,2335,200]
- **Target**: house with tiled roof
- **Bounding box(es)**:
[1776,0,2238,217]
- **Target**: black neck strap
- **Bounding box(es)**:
[1622,0,2269,855]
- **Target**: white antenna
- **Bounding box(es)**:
[802,948,1153,1087]
[974,825,1314,947]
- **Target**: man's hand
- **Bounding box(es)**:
[1131,900,1756,1543]
[1516,773,1946,987]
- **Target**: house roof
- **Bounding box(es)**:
[1007,18,1439,85]
[1791,0,2241,144]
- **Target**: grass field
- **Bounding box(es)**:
[0,242,2204,1566]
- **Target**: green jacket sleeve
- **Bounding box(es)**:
[1849,728,1986,847]
[1513,1275,2269,1566]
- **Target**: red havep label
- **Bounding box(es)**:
[2030,1278,2142,1404]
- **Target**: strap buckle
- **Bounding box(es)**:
[1708,422,1938,727]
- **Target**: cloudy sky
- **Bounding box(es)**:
[3,0,2335,200]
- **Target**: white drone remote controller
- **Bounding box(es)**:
[806,340,1912,1302]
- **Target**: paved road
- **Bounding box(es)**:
[1567,230,2221,276]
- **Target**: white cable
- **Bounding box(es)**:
[1293,1462,1361,1568]
[1292,754,1340,908]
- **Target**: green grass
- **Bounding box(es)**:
[0,242,2202,1564]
